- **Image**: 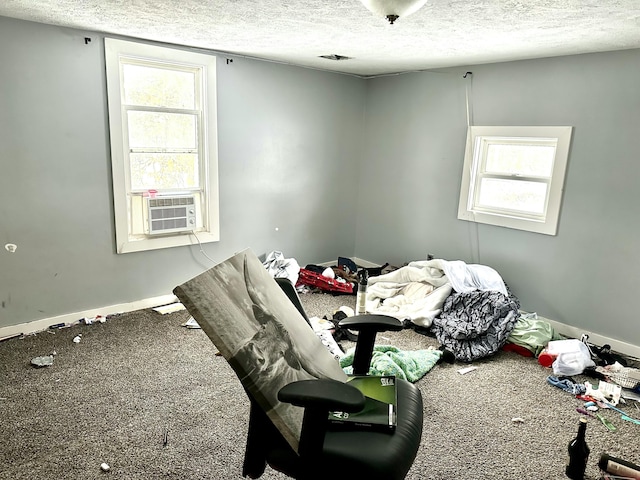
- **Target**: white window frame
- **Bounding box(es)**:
[458,126,572,236]
[105,38,219,254]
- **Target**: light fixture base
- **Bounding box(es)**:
[359,0,428,23]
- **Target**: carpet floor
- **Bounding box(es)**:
[1,291,638,480]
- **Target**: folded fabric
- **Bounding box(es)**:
[340,345,442,383]
[508,312,563,356]
[547,375,587,395]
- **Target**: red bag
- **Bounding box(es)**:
[296,268,354,294]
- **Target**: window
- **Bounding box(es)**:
[458,126,572,235]
[105,39,219,253]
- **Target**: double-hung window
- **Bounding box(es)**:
[458,126,572,235]
[105,38,219,253]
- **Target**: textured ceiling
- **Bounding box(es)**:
[1,0,639,77]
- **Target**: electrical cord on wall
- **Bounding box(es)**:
[191,230,216,264]
[464,71,474,128]
[463,71,481,264]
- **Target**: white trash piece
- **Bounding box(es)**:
[31,355,54,367]
[84,315,106,325]
[585,380,622,406]
[316,330,344,360]
[153,302,186,315]
[181,317,201,329]
[309,316,335,333]
[457,366,478,375]
[549,339,595,376]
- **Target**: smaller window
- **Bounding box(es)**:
[458,126,572,235]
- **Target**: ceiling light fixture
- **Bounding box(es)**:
[359,0,427,24]
[319,54,352,61]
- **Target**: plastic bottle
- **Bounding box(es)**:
[538,348,558,367]
[566,417,590,479]
[598,453,640,479]
[355,269,368,316]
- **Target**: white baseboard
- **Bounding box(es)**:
[540,316,640,360]
[351,257,381,268]
[317,257,381,268]
[0,294,178,341]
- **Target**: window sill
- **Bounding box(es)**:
[117,231,219,254]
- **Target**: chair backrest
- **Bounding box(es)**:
[174,249,347,453]
[274,277,311,326]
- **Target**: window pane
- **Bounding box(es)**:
[128,111,197,149]
[485,143,555,177]
[123,64,195,109]
[129,153,199,190]
[478,178,547,214]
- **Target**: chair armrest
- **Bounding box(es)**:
[338,314,403,332]
[278,379,365,413]
[278,379,365,459]
[338,314,403,375]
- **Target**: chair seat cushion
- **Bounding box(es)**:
[266,378,423,479]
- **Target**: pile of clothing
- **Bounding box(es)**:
[366,259,520,362]
[431,286,520,362]
[263,251,522,363]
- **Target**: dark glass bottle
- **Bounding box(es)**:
[566,417,590,479]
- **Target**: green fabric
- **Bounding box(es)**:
[340,345,442,383]
[507,314,564,356]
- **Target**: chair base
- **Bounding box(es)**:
[259,378,423,480]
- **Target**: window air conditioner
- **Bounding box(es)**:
[147,195,196,235]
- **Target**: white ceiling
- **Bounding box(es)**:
[1,0,639,77]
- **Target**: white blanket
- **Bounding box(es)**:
[437,260,507,296]
[262,251,300,286]
[365,259,507,327]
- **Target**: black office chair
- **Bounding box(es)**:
[174,251,423,480]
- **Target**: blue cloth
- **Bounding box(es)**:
[547,375,586,395]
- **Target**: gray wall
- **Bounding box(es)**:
[355,71,469,263]
[0,16,364,329]
[2,15,639,349]
[357,51,640,347]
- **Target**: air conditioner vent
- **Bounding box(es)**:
[147,195,196,235]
